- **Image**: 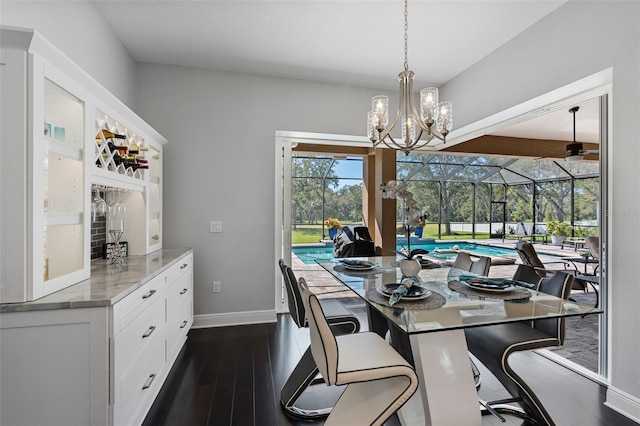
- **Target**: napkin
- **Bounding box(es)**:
[389,278,414,306]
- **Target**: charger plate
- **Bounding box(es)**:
[448,280,531,301]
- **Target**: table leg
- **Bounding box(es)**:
[397,330,482,425]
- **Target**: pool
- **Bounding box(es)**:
[292,241,519,265]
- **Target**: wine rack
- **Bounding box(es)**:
[94,110,145,181]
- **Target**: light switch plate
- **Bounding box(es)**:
[209,220,222,233]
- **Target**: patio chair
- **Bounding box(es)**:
[515,240,575,278]
[465,269,574,425]
[278,259,360,419]
[297,276,418,426]
[452,251,491,276]
[585,236,600,275]
[333,225,376,258]
[515,240,599,307]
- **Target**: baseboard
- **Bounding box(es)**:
[605,385,640,423]
[192,309,277,328]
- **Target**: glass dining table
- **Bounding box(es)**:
[316,256,601,426]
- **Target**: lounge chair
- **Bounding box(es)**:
[515,241,599,307]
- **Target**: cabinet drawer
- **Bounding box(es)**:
[112,273,166,335]
[114,293,165,377]
[113,322,166,426]
[167,288,192,360]
[167,253,193,286]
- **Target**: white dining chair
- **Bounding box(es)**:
[298,277,419,426]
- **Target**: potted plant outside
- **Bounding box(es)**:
[325,217,342,240]
[546,220,573,245]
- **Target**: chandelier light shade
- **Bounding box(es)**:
[367,0,453,154]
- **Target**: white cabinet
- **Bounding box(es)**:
[0,250,194,426]
[166,252,194,363]
[0,27,167,303]
[1,35,91,303]
[110,253,193,426]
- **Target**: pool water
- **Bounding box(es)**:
[292,241,519,264]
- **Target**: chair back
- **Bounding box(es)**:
[298,277,338,385]
[452,252,491,276]
[585,236,599,259]
[512,264,541,286]
[279,259,306,328]
[515,240,547,277]
[533,271,574,342]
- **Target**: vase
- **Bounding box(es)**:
[329,228,338,240]
[400,259,421,278]
[551,235,566,246]
[415,227,423,238]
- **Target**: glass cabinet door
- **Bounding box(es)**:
[41,79,85,287]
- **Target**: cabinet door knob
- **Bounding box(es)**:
[142,289,156,299]
[180,320,188,329]
[180,263,188,269]
[142,325,157,338]
[142,374,157,390]
[152,235,160,240]
[180,288,188,295]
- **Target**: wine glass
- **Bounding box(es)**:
[91,189,106,222]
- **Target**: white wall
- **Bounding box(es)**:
[441,0,640,411]
[135,63,385,318]
[0,0,138,109]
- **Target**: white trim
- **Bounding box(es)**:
[192,310,277,328]
[605,386,640,424]
[275,130,370,146]
[436,68,613,149]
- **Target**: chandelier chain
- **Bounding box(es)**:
[404,0,409,71]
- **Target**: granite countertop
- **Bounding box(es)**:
[0,248,193,313]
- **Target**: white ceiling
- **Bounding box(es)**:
[92,0,598,144]
[94,0,567,90]
[491,96,601,144]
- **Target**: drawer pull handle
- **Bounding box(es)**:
[152,235,159,240]
[180,263,188,269]
[142,374,157,390]
[180,320,188,329]
[180,288,188,295]
[142,325,156,338]
[142,289,156,299]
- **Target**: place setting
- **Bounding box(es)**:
[448,273,532,301]
[333,258,385,276]
[366,278,446,309]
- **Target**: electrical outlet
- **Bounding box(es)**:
[212,281,221,293]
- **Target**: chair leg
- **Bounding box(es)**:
[280,346,332,419]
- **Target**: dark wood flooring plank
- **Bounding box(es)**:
[145,310,636,426]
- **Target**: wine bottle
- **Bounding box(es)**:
[108,141,128,156]
[129,140,140,155]
[96,129,126,140]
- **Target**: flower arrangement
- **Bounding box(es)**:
[380,180,428,260]
[324,217,342,230]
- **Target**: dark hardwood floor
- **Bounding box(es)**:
[144,308,635,426]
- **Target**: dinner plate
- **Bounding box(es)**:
[377,283,432,299]
[462,280,514,293]
[340,259,377,271]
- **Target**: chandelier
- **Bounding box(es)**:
[367,0,453,154]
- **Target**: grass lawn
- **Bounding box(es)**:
[291,223,489,244]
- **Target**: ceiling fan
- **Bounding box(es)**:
[534,106,599,162]
[564,106,599,162]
